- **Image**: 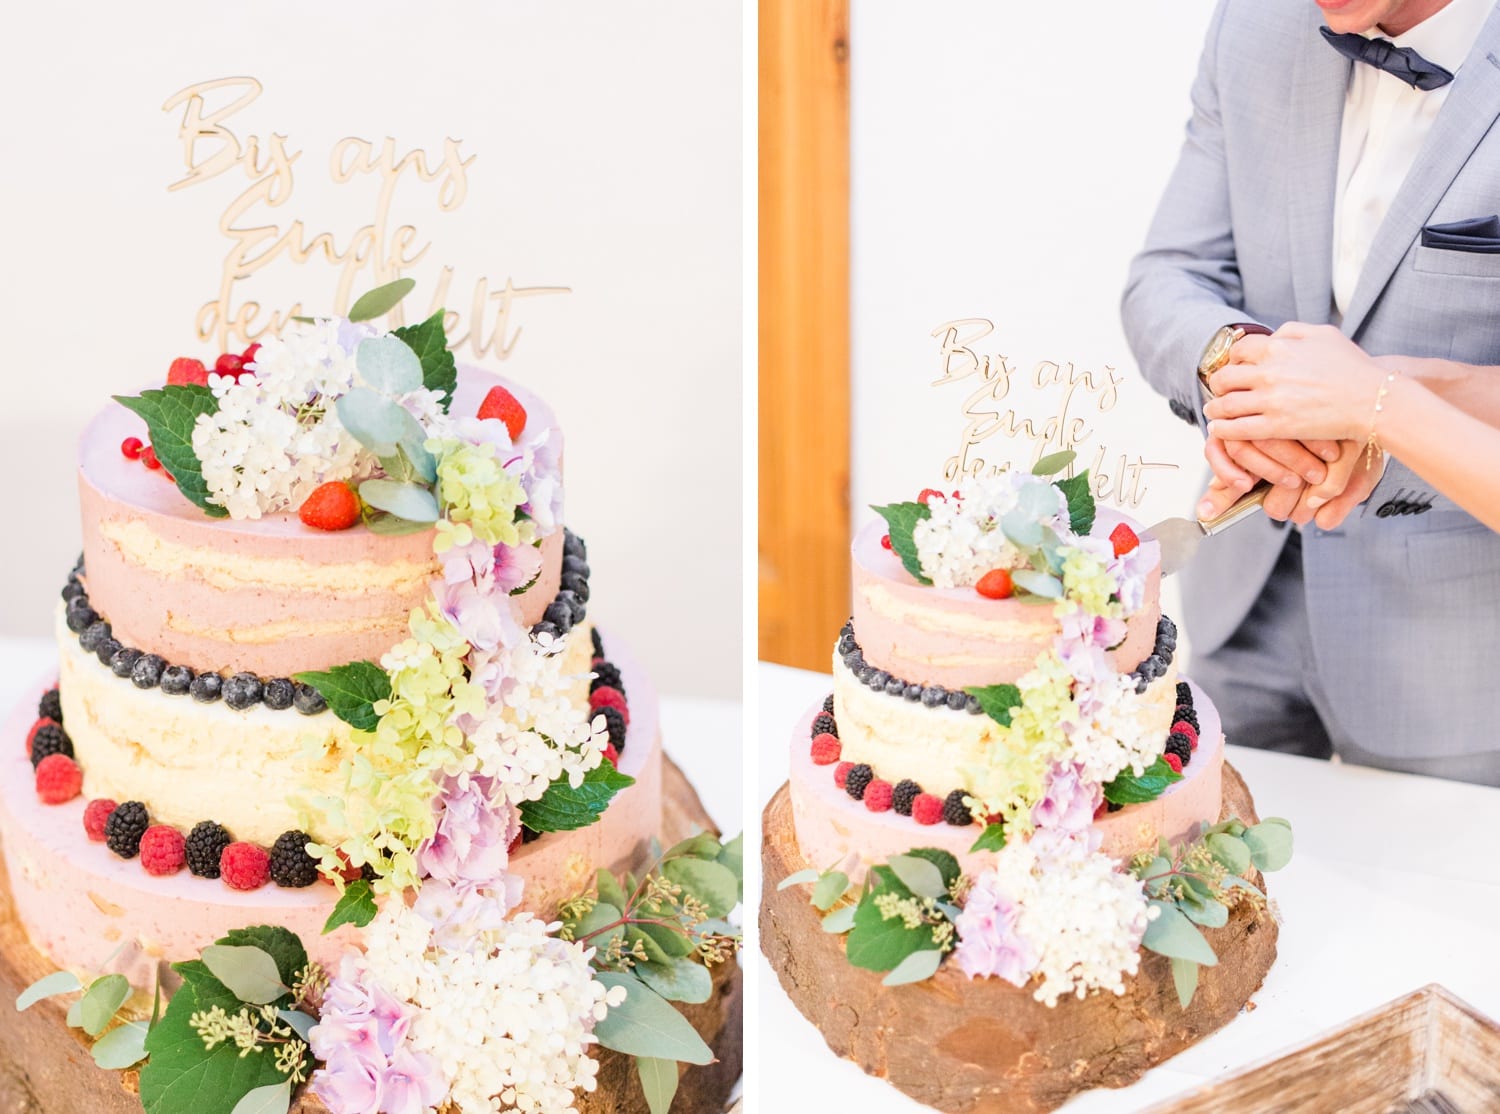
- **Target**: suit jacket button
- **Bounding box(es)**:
[1414,501,1431,514]
[1376,500,1398,517]
[1168,398,1197,425]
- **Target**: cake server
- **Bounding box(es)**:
[1144,481,1270,576]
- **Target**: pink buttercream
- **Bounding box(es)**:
[850,509,1163,689]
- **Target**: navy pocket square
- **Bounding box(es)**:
[1421,215,1500,253]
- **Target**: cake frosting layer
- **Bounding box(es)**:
[2,634,663,989]
[851,507,1163,690]
[789,679,1225,881]
[80,371,563,677]
[57,609,597,847]
[830,649,1181,797]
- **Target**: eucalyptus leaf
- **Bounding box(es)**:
[1243,822,1294,872]
[597,870,629,911]
[347,277,416,322]
[639,922,695,959]
[1011,569,1064,599]
[1031,450,1077,476]
[1259,816,1292,830]
[1141,902,1218,966]
[17,970,82,1011]
[1170,956,1199,1009]
[886,855,946,900]
[276,1009,317,1042]
[1224,875,1265,899]
[626,925,672,968]
[229,1079,293,1114]
[882,948,945,987]
[358,479,441,524]
[905,848,961,889]
[778,869,819,890]
[200,945,289,1005]
[1180,896,1229,929]
[635,957,712,1004]
[66,1000,83,1027]
[575,903,625,954]
[666,832,724,861]
[91,1020,150,1069]
[335,387,410,455]
[822,905,857,934]
[1206,833,1251,875]
[662,857,739,917]
[365,512,435,536]
[592,972,714,1065]
[1018,479,1065,519]
[79,974,132,1037]
[356,335,423,393]
[636,1056,679,1114]
[1000,508,1043,548]
[811,870,850,911]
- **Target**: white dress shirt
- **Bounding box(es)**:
[1331,0,1496,317]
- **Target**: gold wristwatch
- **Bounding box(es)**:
[1197,322,1271,398]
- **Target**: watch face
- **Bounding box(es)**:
[1198,326,1242,377]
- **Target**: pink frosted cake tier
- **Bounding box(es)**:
[851,509,1164,691]
[788,678,1225,881]
[80,369,563,677]
[0,633,663,990]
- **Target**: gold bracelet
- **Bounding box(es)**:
[1365,367,1401,468]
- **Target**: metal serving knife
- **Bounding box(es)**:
[1144,481,1271,576]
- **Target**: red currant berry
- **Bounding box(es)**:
[141,446,161,471]
[120,436,144,461]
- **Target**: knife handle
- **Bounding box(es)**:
[1199,481,1270,536]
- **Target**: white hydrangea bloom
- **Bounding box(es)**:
[912,473,1070,588]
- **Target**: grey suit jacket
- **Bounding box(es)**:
[1122,0,1500,760]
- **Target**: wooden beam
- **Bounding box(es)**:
[758,0,851,670]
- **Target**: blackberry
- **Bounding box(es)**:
[110,647,142,678]
[160,664,194,696]
[844,764,874,801]
[105,801,150,859]
[93,637,123,668]
[822,693,835,715]
[184,821,232,878]
[920,686,947,708]
[131,654,166,690]
[1106,800,1123,813]
[903,684,923,702]
[590,627,605,659]
[884,677,905,697]
[79,620,112,655]
[223,673,263,710]
[268,830,320,888]
[561,573,591,603]
[942,789,973,826]
[37,688,62,724]
[191,672,224,703]
[65,595,98,634]
[810,712,838,739]
[263,678,294,711]
[591,663,625,695]
[1175,681,1193,706]
[521,826,541,844]
[30,723,73,768]
[292,682,327,715]
[945,691,968,712]
[1173,705,1200,731]
[1165,732,1193,765]
[543,600,575,634]
[597,705,627,750]
[562,555,590,580]
[892,779,922,816]
[361,862,380,882]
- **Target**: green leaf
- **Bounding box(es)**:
[635,957,712,1004]
[393,311,457,410]
[230,1079,292,1114]
[1181,896,1229,929]
[821,905,857,934]
[521,764,636,833]
[79,974,131,1037]
[200,946,287,1006]
[969,823,1007,853]
[886,855,946,899]
[1054,470,1096,535]
[597,869,628,911]
[636,1056,680,1114]
[811,870,850,911]
[170,961,240,1017]
[846,871,931,973]
[1011,569,1064,599]
[1206,833,1251,876]
[323,880,377,934]
[141,983,297,1114]
[292,662,390,733]
[1103,757,1184,805]
[17,970,82,1011]
[214,927,309,991]
[637,922,694,959]
[358,479,440,523]
[882,949,944,987]
[276,1010,316,1042]
[113,387,226,518]
[577,903,625,955]
[335,387,411,455]
[777,869,818,890]
[1031,450,1077,476]
[662,857,739,918]
[347,277,416,322]
[355,335,423,394]
[592,972,713,1065]
[871,502,933,584]
[365,512,434,537]
[1142,901,1218,966]
[964,684,1022,727]
[92,1020,150,1069]
[1170,956,1199,1009]
[666,832,724,861]
[1243,822,1294,872]
[905,848,961,889]
[716,832,744,901]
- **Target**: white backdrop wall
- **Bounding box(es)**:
[0,3,741,699]
[850,2,1219,639]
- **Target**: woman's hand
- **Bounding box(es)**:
[1203,322,1386,443]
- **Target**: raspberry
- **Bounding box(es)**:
[220,842,270,890]
[976,568,1014,600]
[942,789,973,826]
[833,761,854,789]
[864,779,894,812]
[596,705,627,750]
[185,821,232,878]
[810,733,841,765]
[167,357,209,386]
[1163,752,1184,774]
[507,829,522,855]
[892,779,921,816]
[880,534,893,551]
[1094,798,1109,820]
[476,385,528,440]
[141,445,161,470]
[844,764,874,800]
[83,799,117,842]
[810,711,838,739]
[35,755,82,804]
[912,793,944,825]
[268,830,320,888]
[917,488,946,505]
[1110,522,1140,557]
[105,801,150,858]
[298,481,361,531]
[603,742,621,766]
[1172,720,1199,750]
[589,687,629,723]
[140,826,186,876]
[29,723,72,768]
[119,436,144,461]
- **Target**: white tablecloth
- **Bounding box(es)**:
[755,662,1500,1112]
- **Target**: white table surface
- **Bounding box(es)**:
[755,661,1500,1113]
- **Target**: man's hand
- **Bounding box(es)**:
[1204,434,1315,519]
[1196,442,1384,527]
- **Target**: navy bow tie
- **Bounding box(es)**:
[1320,26,1455,90]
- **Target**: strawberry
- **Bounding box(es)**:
[1110,523,1140,557]
[299,481,361,531]
[477,386,528,440]
[976,568,1014,600]
[167,357,209,387]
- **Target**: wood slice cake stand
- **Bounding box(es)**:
[760,763,1279,1114]
[0,758,742,1114]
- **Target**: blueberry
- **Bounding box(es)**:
[130,654,166,689]
[110,647,142,677]
[560,573,590,603]
[292,682,327,715]
[61,580,85,603]
[884,677,905,697]
[946,690,968,711]
[190,672,223,703]
[564,531,587,560]
[965,695,983,714]
[160,664,194,695]
[79,620,112,654]
[65,596,98,633]
[94,637,123,667]
[223,673,263,710]
[844,651,865,673]
[532,620,561,643]
[562,555,590,579]
[856,665,876,685]
[543,600,575,633]
[555,590,586,624]
[921,686,946,708]
[263,678,295,710]
[904,683,923,701]
[868,670,891,691]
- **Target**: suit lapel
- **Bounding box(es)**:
[1341,6,1500,336]
[1287,17,1351,325]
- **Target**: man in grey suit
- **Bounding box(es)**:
[1123,0,1500,783]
